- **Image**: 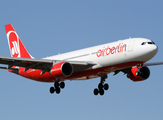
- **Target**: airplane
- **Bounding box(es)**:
[0,24,162,96]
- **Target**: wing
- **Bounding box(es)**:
[143,62,163,66]
[113,61,163,76]
[0,56,96,73]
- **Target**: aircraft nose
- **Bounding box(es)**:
[153,44,158,54]
[150,44,158,57]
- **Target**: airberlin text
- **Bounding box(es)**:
[97,43,127,57]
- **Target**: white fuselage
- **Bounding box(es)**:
[45,38,158,71]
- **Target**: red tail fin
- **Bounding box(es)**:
[5,24,32,58]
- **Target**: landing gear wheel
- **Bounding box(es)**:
[54,81,59,88]
[56,87,61,94]
[99,89,104,95]
[98,83,103,90]
[104,83,109,90]
[50,87,55,94]
[94,88,99,95]
[60,82,65,89]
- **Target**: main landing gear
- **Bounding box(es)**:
[49,76,109,95]
[94,75,109,96]
[50,79,65,94]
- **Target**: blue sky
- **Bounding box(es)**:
[0,0,163,120]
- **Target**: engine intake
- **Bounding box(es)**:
[50,62,73,78]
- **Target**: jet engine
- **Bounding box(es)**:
[127,66,150,82]
[50,62,73,78]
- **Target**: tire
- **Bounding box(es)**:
[60,82,65,89]
[50,87,55,94]
[104,83,109,90]
[56,87,61,94]
[99,89,104,96]
[98,83,103,90]
[54,81,59,88]
[94,88,99,95]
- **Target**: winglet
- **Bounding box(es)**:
[5,24,33,58]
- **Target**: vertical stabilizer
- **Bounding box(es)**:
[5,24,33,58]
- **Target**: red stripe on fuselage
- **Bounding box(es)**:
[10,61,143,82]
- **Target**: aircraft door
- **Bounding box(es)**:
[128,40,135,52]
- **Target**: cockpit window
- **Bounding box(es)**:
[141,41,155,45]
[148,42,152,44]
[141,42,146,45]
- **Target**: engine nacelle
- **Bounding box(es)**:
[50,62,73,78]
[127,66,150,82]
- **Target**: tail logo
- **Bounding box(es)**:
[11,41,19,56]
[7,31,20,57]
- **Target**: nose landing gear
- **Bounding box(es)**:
[94,75,109,96]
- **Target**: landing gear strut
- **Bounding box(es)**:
[94,75,109,96]
[50,79,65,94]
